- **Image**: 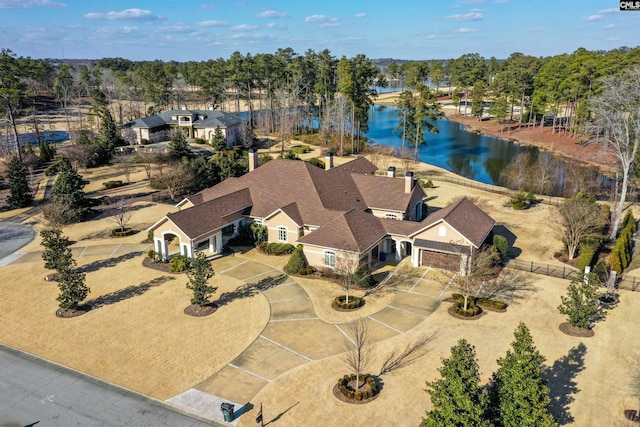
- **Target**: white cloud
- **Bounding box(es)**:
[83,8,157,21]
[454,27,477,33]
[427,34,438,39]
[159,25,192,33]
[603,23,615,29]
[445,11,484,21]
[0,0,64,8]
[266,23,287,30]
[587,14,603,21]
[343,36,365,41]
[355,12,367,18]
[585,8,618,21]
[230,33,273,40]
[256,9,290,18]
[305,14,340,27]
[197,20,229,27]
[231,24,257,31]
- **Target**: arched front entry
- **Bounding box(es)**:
[155,232,190,260]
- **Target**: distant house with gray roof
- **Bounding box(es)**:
[147,153,495,275]
[123,106,244,145]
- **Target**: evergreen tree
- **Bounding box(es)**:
[558,272,602,329]
[50,158,87,224]
[211,126,227,151]
[186,252,216,307]
[6,156,33,209]
[168,130,191,159]
[424,339,492,427]
[96,109,122,164]
[489,322,557,427]
[40,228,89,311]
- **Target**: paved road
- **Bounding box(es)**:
[0,222,35,266]
[0,345,221,427]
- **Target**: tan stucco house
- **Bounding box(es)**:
[123,106,244,145]
[147,153,495,275]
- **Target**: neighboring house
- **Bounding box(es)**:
[147,153,495,275]
[122,106,244,145]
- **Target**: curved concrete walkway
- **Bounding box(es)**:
[167,256,450,424]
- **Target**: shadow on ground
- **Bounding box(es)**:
[86,275,174,309]
[216,274,287,307]
[542,342,587,425]
[79,251,144,273]
[265,401,299,426]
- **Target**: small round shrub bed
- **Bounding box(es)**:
[559,322,594,338]
[258,242,295,256]
[184,303,218,317]
[103,180,124,189]
[111,228,134,237]
[333,374,380,404]
[332,295,364,311]
[448,301,483,320]
[56,305,91,318]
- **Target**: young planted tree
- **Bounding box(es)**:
[334,252,359,304]
[6,156,33,209]
[555,196,604,260]
[589,66,640,240]
[40,228,73,272]
[424,339,491,427]
[186,252,217,307]
[558,272,602,330]
[106,194,135,233]
[451,245,501,311]
[489,322,557,427]
[344,318,373,391]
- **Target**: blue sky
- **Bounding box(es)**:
[1,0,638,61]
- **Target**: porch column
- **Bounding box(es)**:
[412,249,420,267]
[209,235,217,254]
[395,239,402,261]
[182,242,194,259]
[155,237,168,260]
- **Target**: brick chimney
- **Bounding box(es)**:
[405,171,414,194]
[249,149,258,172]
[387,166,396,178]
[325,152,334,170]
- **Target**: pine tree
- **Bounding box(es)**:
[558,272,602,329]
[50,158,87,224]
[168,130,191,159]
[211,126,227,151]
[6,156,33,209]
[489,322,557,427]
[424,339,492,427]
[186,252,216,307]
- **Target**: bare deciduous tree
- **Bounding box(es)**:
[158,161,194,200]
[555,197,604,260]
[451,245,501,311]
[113,153,135,184]
[590,66,640,240]
[344,318,372,390]
[530,153,557,195]
[105,193,135,233]
[61,144,97,172]
[334,251,360,303]
[134,151,156,180]
[501,152,531,190]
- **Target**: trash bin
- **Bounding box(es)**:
[380,252,386,261]
[221,402,235,422]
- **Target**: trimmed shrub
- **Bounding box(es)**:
[169,254,191,272]
[103,180,123,189]
[258,242,295,256]
[493,234,509,259]
[610,246,623,274]
[336,373,379,401]
[193,138,206,145]
[476,298,507,311]
[140,138,151,145]
[333,295,364,310]
[452,301,482,317]
[306,157,325,169]
[147,230,154,242]
[290,145,311,154]
[147,249,158,260]
[510,191,536,210]
[577,244,598,271]
[622,210,636,235]
[286,245,308,274]
[111,227,134,237]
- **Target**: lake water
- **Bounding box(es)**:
[365,105,537,185]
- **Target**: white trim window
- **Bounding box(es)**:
[438,225,447,237]
[278,226,288,242]
[324,251,336,268]
[385,213,398,220]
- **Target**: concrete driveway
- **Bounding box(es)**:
[0,222,36,266]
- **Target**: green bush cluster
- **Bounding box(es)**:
[610,211,636,274]
[298,266,314,275]
[493,235,509,259]
[354,264,375,288]
[111,228,134,237]
[333,295,364,310]
[290,145,311,154]
[577,244,598,271]
[44,158,68,176]
[336,374,378,401]
[140,138,151,145]
[285,245,308,274]
[306,158,325,169]
[476,298,507,311]
[453,301,482,317]
[147,249,159,260]
[258,242,295,256]
[149,179,168,189]
[418,177,435,188]
[509,191,536,210]
[193,138,206,144]
[170,254,192,272]
[103,180,123,189]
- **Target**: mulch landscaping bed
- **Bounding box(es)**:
[332,384,380,405]
[559,322,595,338]
[624,410,640,422]
[184,303,218,317]
[447,306,483,320]
[142,257,185,274]
[56,304,91,318]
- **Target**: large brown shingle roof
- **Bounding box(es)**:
[412,197,495,248]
